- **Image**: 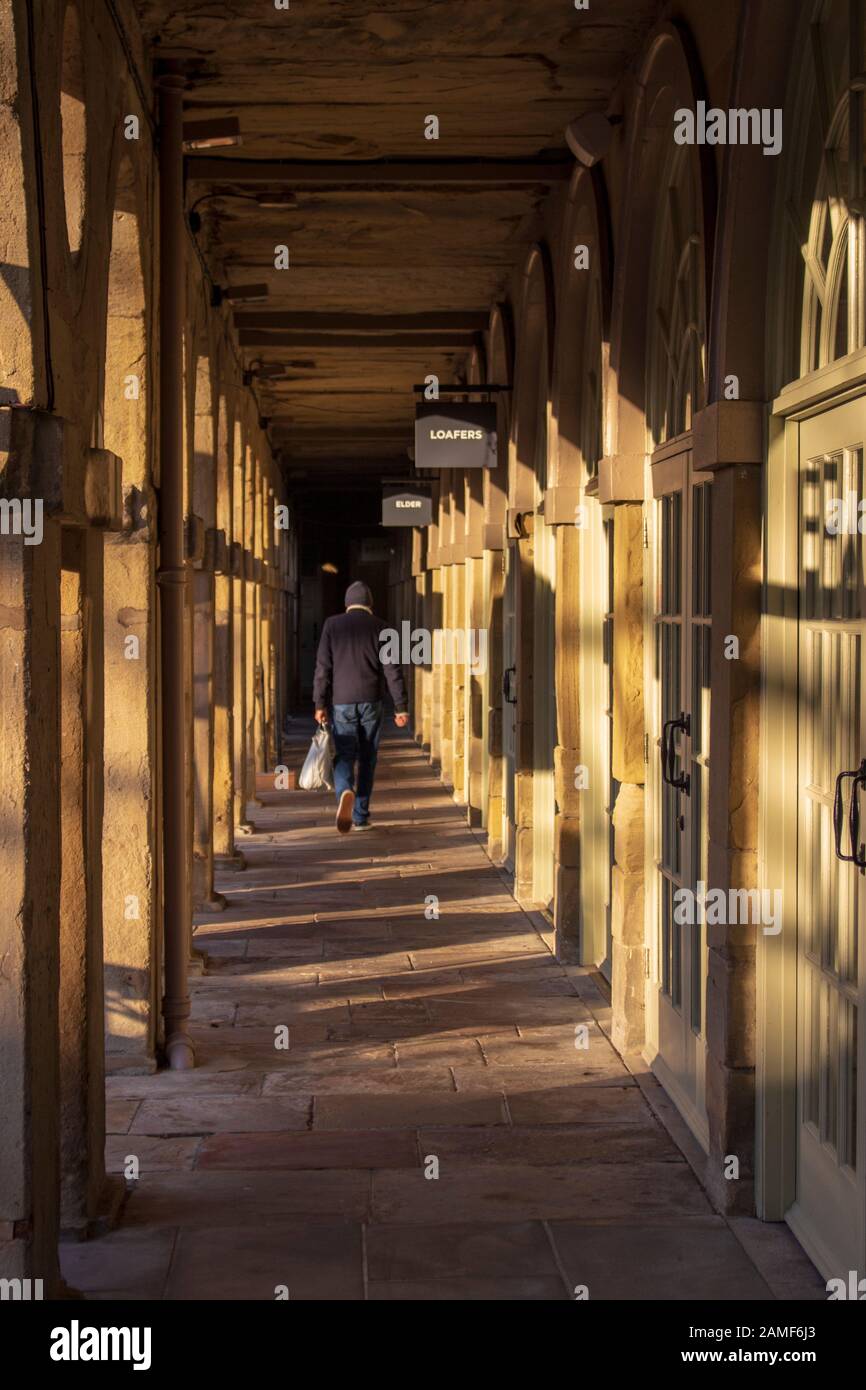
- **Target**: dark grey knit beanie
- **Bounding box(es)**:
[345,581,373,609]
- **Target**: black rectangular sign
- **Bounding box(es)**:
[382,482,433,527]
[414,401,497,470]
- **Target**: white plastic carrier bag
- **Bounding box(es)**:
[298,725,335,792]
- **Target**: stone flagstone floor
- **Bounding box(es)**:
[62,727,824,1301]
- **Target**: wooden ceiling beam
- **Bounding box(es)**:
[239,330,477,348]
[234,311,489,331]
[186,157,573,185]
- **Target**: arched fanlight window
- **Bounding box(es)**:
[795,0,865,374]
[646,142,707,446]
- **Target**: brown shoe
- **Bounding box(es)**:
[336,789,355,834]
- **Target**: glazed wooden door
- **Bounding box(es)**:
[790,397,866,1279]
[647,441,712,1145]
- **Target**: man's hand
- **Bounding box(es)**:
[314,708,327,725]
[394,712,409,728]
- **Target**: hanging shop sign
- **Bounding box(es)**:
[359,537,396,564]
[382,481,433,527]
[414,402,497,470]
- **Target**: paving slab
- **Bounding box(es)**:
[416,1123,683,1166]
[368,1276,566,1300]
[60,1227,176,1299]
[166,1223,364,1300]
[547,1221,774,1300]
[263,1068,456,1095]
[130,1096,312,1135]
[313,1091,508,1130]
[122,1171,371,1227]
[106,1098,140,1134]
[106,1134,200,1172]
[197,1128,419,1170]
[371,1161,715,1225]
[365,1220,559,1281]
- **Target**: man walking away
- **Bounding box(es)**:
[313,581,409,833]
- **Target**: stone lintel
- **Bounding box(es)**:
[437,543,452,566]
[692,400,765,472]
[542,484,582,526]
[598,452,645,504]
[481,521,504,551]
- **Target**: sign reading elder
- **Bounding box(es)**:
[414,402,497,470]
[381,482,433,527]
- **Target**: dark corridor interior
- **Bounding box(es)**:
[294,479,403,700]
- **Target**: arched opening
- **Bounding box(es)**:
[60,2,87,259]
[608,21,716,1134]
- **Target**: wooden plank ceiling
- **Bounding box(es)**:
[135,0,659,474]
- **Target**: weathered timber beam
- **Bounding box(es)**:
[238,331,478,349]
[186,158,573,185]
[234,312,489,331]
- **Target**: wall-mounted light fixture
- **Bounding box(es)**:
[564,112,621,167]
[242,361,287,385]
[321,562,339,575]
[182,116,242,151]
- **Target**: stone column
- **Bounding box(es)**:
[552,516,582,959]
[694,402,764,1214]
[610,503,646,1054]
[0,411,62,1291]
[103,482,159,1060]
[233,440,253,835]
[213,402,239,869]
[514,519,536,904]
[59,525,116,1234]
[483,544,505,858]
[451,549,467,806]
[244,451,259,811]
[252,462,266,779]
[434,475,451,780]
[191,361,222,911]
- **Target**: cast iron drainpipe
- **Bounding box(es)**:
[157,69,194,1069]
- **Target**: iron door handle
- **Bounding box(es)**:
[835,758,866,871]
[661,711,691,794]
[503,666,517,704]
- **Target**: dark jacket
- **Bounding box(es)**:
[313,608,408,712]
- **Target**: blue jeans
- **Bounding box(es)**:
[331,702,383,824]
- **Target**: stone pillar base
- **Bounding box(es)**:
[214,850,247,871]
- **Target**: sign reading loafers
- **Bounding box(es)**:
[414,402,497,469]
[382,482,433,527]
